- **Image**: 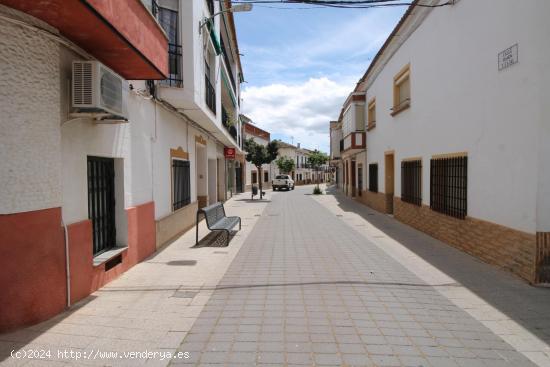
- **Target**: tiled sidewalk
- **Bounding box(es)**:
[172,185,540,366]
[0,193,270,367]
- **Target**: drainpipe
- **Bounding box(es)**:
[61,218,71,308]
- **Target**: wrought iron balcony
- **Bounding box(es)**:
[159,43,183,87]
[222,106,238,141]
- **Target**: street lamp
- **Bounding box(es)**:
[199,3,253,33]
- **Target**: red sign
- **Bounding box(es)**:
[224,147,236,159]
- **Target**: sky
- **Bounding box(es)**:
[234,3,407,153]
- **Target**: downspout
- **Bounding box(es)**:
[62,218,71,308]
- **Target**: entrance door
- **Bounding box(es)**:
[357,164,363,197]
[235,164,243,193]
[351,160,356,197]
[385,153,395,214]
[87,156,116,256]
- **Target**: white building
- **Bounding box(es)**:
[0,0,245,331]
[332,0,550,284]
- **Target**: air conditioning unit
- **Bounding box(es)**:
[72,61,128,120]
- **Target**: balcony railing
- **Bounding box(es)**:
[205,74,216,114]
[220,38,237,94]
[159,43,183,87]
[222,106,238,141]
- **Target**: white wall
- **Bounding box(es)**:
[0,15,62,214]
[152,105,197,219]
[364,0,550,233]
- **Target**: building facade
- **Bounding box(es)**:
[242,116,272,192]
[0,0,245,331]
[331,0,550,284]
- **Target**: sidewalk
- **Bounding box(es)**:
[0,192,270,367]
[314,186,550,367]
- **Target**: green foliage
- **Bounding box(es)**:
[244,138,279,167]
[308,150,329,169]
[276,156,295,174]
[308,150,329,190]
[244,138,279,199]
[313,186,323,195]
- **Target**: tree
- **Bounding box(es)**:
[244,138,279,199]
[275,156,295,175]
[308,150,329,191]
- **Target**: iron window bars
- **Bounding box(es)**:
[430,156,467,219]
[368,163,378,192]
[155,6,183,87]
[172,159,191,211]
[87,156,116,256]
[401,160,422,206]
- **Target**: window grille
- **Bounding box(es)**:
[401,160,422,206]
[430,156,467,219]
[172,159,191,211]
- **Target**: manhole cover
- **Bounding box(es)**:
[172,290,198,299]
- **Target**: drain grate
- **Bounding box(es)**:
[336,214,343,217]
[254,214,261,217]
[213,251,229,254]
[172,290,199,299]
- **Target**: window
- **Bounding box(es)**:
[264,171,269,182]
[367,98,376,130]
[157,5,182,87]
[368,163,378,192]
[430,156,467,219]
[172,159,191,211]
[392,64,410,116]
[252,171,257,184]
[401,160,422,206]
[88,156,116,256]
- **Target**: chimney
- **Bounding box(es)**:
[297,143,301,149]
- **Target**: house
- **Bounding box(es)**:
[331,0,550,284]
[241,115,272,191]
[0,0,245,331]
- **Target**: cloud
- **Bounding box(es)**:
[235,6,407,152]
[238,7,404,86]
[241,77,354,153]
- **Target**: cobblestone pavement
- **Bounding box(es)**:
[172,186,538,367]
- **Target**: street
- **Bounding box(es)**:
[3,185,549,366]
[171,186,544,366]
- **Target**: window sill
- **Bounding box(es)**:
[93,246,128,267]
[390,101,410,116]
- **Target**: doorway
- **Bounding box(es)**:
[235,161,243,193]
[351,160,356,197]
[357,164,363,197]
[385,152,395,214]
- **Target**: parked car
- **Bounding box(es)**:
[272,174,295,191]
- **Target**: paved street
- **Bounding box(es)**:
[2,185,550,367]
[172,186,541,367]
